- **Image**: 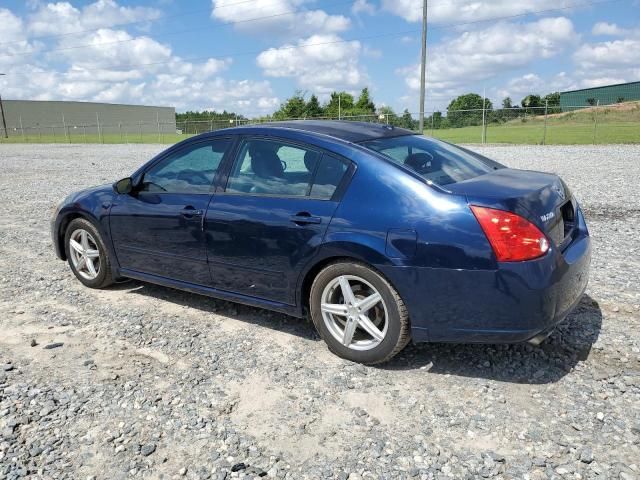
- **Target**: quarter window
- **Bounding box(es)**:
[141,138,231,194]
[309,154,348,200]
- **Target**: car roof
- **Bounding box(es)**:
[234,120,415,143]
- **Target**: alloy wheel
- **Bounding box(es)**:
[68,229,101,280]
[320,275,388,351]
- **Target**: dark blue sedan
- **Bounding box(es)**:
[51,121,591,364]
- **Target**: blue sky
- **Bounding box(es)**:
[0,0,638,115]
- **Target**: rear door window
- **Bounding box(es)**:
[225,138,349,199]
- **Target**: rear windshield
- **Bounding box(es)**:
[361,135,495,185]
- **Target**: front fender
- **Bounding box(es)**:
[52,186,118,276]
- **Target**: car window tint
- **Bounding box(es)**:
[226,139,320,196]
[141,139,231,194]
[310,155,348,199]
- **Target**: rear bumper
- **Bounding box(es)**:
[379,208,591,344]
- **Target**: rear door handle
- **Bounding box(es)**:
[290,213,322,225]
[181,207,203,218]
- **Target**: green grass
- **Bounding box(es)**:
[428,122,640,144]
[0,132,194,144]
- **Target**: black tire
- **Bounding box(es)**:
[63,218,115,289]
[310,261,410,364]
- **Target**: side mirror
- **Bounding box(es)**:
[114,177,133,194]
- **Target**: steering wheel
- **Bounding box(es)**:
[404,152,436,174]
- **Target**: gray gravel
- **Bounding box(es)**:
[0,143,639,480]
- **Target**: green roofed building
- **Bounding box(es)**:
[560,81,640,111]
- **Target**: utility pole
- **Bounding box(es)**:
[0,73,8,139]
[418,0,428,133]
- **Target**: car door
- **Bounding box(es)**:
[110,137,234,285]
[205,136,352,305]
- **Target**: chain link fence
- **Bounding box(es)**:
[1,102,638,145]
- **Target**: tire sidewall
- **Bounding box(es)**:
[310,262,404,364]
[64,218,110,288]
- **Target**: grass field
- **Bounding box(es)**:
[429,123,639,144]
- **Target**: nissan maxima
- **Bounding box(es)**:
[51,121,591,364]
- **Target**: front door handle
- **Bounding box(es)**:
[290,212,322,225]
[181,207,203,218]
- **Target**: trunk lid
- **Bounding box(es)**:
[447,168,576,249]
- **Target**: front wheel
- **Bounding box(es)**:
[310,261,410,364]
[64,218,115,289]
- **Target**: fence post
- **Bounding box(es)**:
[481,91,487,144]
[96,113,102,144]
[139,121,142,142]
[593,100,599,144]
[119,122,123,142]
[51,126,56,143]
[156,112,161,142]
[430,113,435,137]
[62,114,69,143]
[82,124,87,143]
[19,116,25,142]
[543,100,548,145]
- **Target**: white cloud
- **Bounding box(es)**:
[496,72,576,102]
[591,22,631,36]
[573,37,640,87]
[0,8,42,69]
[210,0,350,37]
[382,0,574,24]
[0,1,279,114]
[398,18,577,92]
[352,0,376,16]
[28,0,161,35]
[256,34,367,94]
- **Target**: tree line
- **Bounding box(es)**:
[175,88,565,131]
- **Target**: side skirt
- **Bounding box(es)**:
[119,268,303,318]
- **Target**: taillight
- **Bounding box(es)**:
[470,205,549,262]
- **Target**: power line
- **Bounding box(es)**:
[0,0,623,78]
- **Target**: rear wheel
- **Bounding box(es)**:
[64,218,114,289]
[310,261,410,364]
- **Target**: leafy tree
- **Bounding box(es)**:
[586,97,597,106]
[502,97,513,109]
[446,93,493,127]
[175,110,245,134]
[305,94,324,118]
[521,94,542,110]
[355,87,376,114]
[423,111,442,130]
[542,91,561,113]
[324,91,355,117]
[273,91,307,119]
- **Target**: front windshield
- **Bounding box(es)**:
[361,135,496,186]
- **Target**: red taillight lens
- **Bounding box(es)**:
[470,205,550,262]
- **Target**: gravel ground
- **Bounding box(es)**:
[0,143,638,480]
